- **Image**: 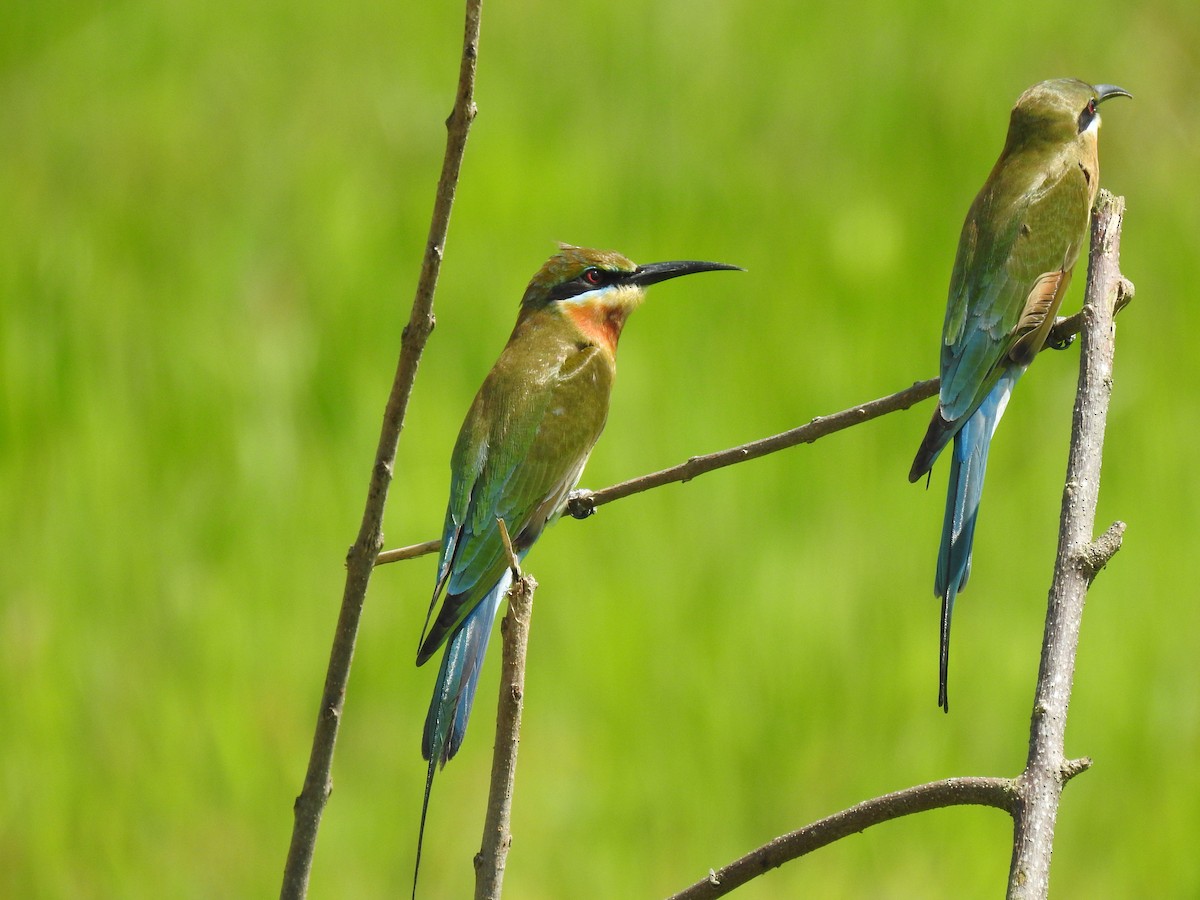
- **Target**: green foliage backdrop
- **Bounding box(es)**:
[3,0,1198,896]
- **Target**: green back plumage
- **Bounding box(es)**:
[417,306,614,664]
[416,247,741,664]
[905,78,1128,712]
[937,79,1107,423]
[410,247,740,895]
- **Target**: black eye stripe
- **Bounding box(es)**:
[545,269,616,304]
[1077,99,1098,133]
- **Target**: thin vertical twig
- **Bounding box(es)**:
[473,572,537,900]
[472,520,533,898]
[1006,190,1130,898]
[279,3,483,897]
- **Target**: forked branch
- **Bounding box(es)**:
[667,191,1129,900]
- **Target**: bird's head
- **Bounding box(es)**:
[1005,78,1131,151]
[518,245,741,353]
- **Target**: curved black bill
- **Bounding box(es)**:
[626,260,743,288]
[1094,83,1132,103]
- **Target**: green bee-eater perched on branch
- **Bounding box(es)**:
[412,245,740,892]
[909,78,1130,712]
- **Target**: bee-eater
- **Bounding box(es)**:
[909,79,1129,712]
[412,245,740,890]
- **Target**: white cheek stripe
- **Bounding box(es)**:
[560,286,612,307]
[559,283,642,310]
[561,286,619,309]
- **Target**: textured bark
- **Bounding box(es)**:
[1006,191,1130,899]
[473,572,537,900]
[669,777,1017,900]
[353,144,1128,896]
[376,298,1124,567]
[279,2,483,897]
[663,192,1130,900]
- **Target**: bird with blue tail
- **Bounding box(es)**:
[909,79,1129,712]
[412,245,741,894]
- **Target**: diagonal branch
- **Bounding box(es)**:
[279,2,483,897]
[565,300,1126,518]
[566,378,937,518]
[375,295,1128,566]
[668,777,1017,900]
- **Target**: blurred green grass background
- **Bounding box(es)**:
[3,0,1198,896]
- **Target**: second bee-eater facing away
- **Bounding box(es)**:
[909,78,1129,712]
[412,245,740,893]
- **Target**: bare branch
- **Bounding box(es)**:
[280,3,483,897]
[496,517,521,576]
[374,293,1128,567]
[1007,190,1128,899]
[567,300,1127,518]
[378,540,442,565]
[661,192,1129,900]
[567,378,938,518]
[473,573,537,900]
[1060,757,1093,783]
[1078,521,1125,578]
[364,190,1128,900]
[668,777,1016,900]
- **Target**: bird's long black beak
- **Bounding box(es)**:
[626,260,743,288]
[1094,83,1132,103]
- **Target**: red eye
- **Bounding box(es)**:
[583,268,603,286]
[1088,98,1097,115]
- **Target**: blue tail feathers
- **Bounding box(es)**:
[422,570,514,766]
[933,369,1021,712]
[413,569,514,898]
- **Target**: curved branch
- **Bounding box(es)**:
[280,2,483,897]
[668,777,1017,900]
